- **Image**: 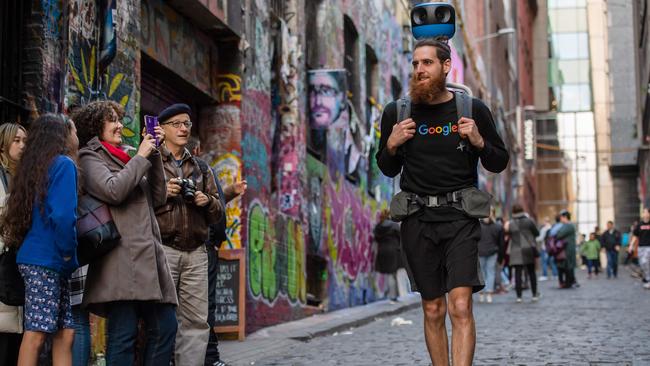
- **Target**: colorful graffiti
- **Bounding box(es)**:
[42,0,63,40]
[241,0,412,331]
[214,153,244,249]
[216,74,242,103]
[247,201,306,304]
[67,45,138,144]
[140,0,216,97]
[241,90,272,194]
[66,0,139,146]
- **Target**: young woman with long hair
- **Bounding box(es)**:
[72,100,176,365]
[0,114,79,366]
[0,122,28,366]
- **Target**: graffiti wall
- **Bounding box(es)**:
[239,0,411,332]
[65,0,140,147]
[140,0,219,99]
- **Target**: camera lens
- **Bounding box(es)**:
[434,7,451,23]
[412,8,428,25]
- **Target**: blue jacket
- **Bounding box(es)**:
[17,155,78,276]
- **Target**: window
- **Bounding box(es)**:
[551,33,589,60]
[556,60,590,84]
[344,16,360,115]
[548,0,586,9]
[559,84,591,111]
[549,8,587,33]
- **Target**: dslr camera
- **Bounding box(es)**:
[411,2,456,40]
[177,178,197,202]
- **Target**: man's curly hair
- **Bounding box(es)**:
[71,100,125,147]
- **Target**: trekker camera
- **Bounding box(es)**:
[410,2,456,40]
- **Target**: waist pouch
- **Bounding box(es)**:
[458,187,493,218]
[389,191,421,222]
[389,187,493,222]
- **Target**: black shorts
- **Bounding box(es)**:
[401,216,484,300]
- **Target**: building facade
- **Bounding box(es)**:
[0,0,545,337]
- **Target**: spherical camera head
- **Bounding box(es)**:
[411,2,456,40]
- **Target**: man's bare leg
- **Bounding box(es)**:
[447,287,476,366]
[422,296,449,365]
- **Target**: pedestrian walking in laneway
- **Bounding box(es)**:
[600,221,621,279]
[536,217,556,282]
[504,204,540,302]
[580,233,601,278]
[376,37,508,366]
[556,210,578,289]
[373,209,404,301]
[477,209,505,304]
[630,208,650,289]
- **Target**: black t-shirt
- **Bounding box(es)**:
[375,94,509,222]
[633,221,650,246]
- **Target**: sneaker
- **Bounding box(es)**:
[516,297,523,303]
[643,283,650,290]
[212,361,229,366]
[532,293,541,301]
[478,293,485,303]
[487,294,493,303]
[538,276,548,282]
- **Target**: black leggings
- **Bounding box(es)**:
[514,264,537,297]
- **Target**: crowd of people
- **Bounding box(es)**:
[0,101,246,366]
[375,202,650,307]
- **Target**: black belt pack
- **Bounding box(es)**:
[389,187,493,222]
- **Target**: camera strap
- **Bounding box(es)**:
[191,156,210,190]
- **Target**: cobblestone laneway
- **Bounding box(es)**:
[249,267,650,365]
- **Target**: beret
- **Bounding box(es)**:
[158,103,191,122]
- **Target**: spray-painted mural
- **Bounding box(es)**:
[240,0,411,332]
[65,0,140,147]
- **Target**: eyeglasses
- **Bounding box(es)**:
[310,85,340,97]
[162,120,193,129]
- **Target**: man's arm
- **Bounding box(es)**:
[472,100,509,173]
[375,102,405,178]
[197,163,224,224]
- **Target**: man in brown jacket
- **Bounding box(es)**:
[155,103,224,366]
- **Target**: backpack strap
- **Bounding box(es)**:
[454,90,472,120]
[395,97,411,159]
[396,97,411,125]
[191,156,210,190]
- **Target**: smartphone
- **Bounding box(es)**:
[144,115,159,146]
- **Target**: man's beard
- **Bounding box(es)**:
[408,71,447,104]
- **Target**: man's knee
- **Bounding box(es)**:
[448,296,473,321]
[422,298,446,323]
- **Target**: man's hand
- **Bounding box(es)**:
[194,191,210,207]
[167,178,182,198]
[458,117,485,150]
[387,118,416,155]
[232,180,247,197]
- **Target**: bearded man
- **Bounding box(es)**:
[375,38,509,366]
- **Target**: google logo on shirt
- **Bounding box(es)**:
[418,122,458,136]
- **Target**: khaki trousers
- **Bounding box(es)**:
[163,245,209,366]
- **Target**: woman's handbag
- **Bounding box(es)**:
[0,246,25,306]
[76,194,121,266]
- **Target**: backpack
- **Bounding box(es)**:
[545,236,567,260]
[194,157,228,248]
[395,90,473,126]
[395,90,473,157]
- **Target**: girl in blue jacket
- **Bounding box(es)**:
[0,114,79,366]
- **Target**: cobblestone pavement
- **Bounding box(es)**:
[245,266,650,366]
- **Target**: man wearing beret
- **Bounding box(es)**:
[154,103,225,365]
